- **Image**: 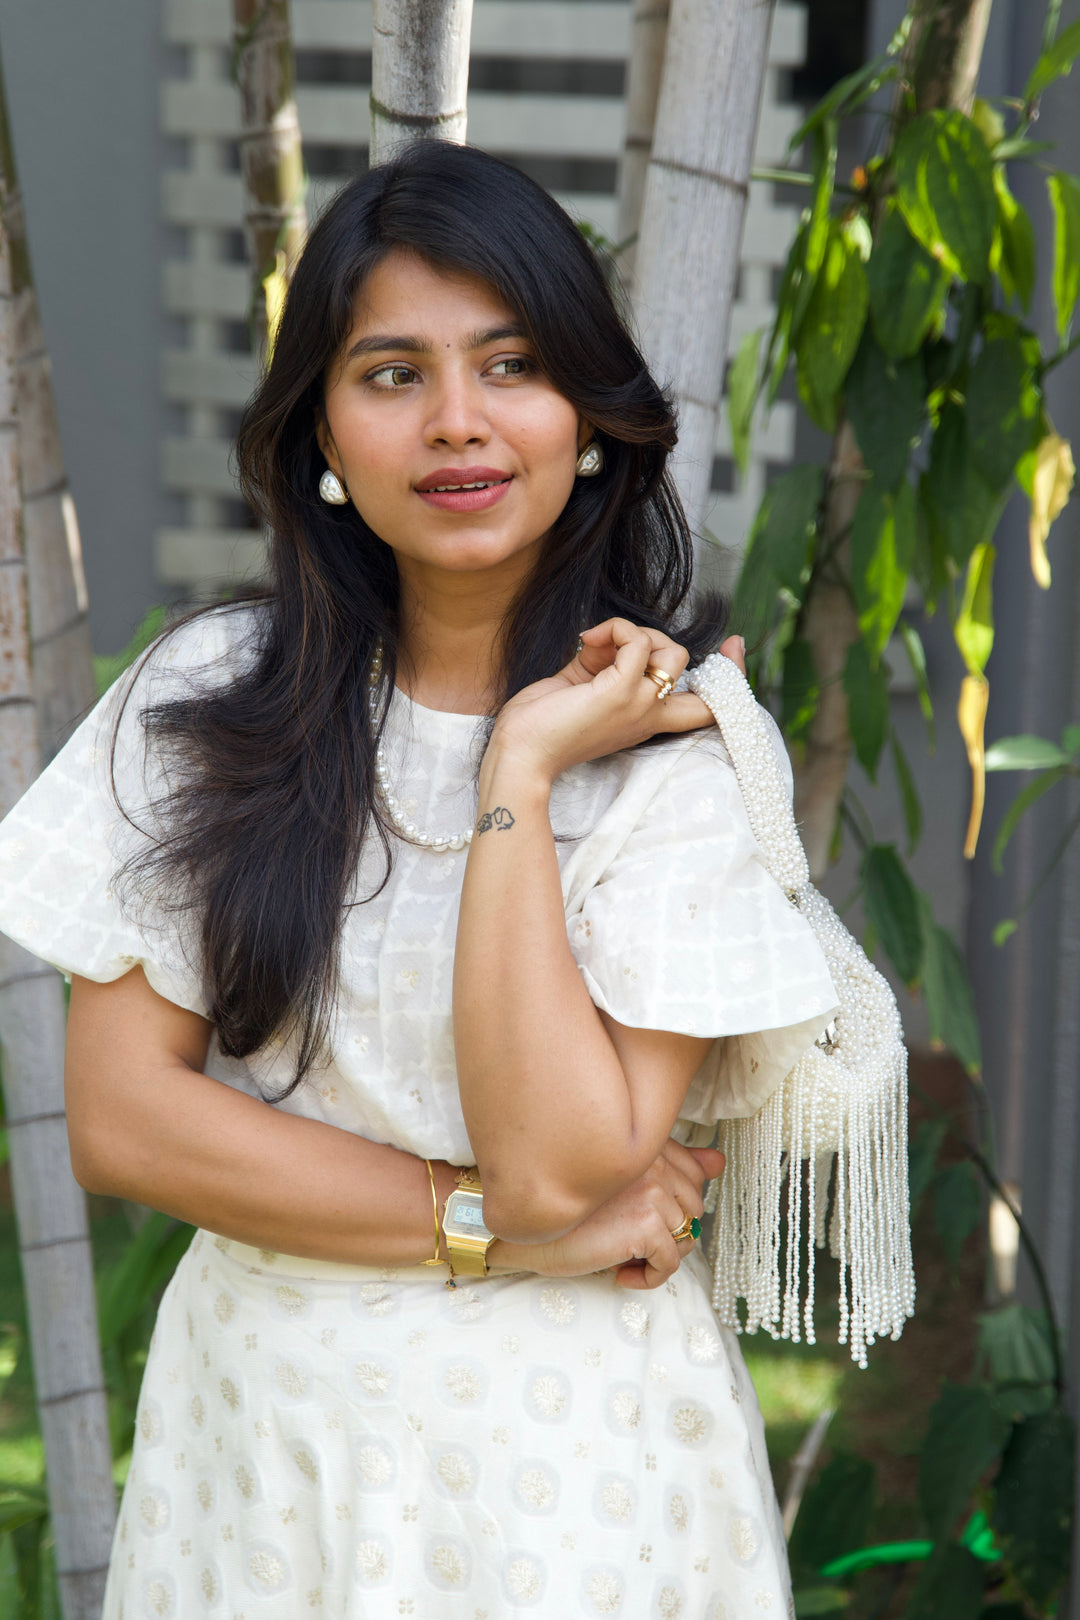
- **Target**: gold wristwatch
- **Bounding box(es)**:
[441,1168,495,1280]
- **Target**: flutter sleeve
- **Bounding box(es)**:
[0,608,254,1018]
[563,727,840,1123]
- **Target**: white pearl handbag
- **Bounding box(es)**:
[686,652,915,1368]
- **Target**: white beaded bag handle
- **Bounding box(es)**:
[686,651,915,1367]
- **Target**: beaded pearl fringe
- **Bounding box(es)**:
[687,653,915,1368]
[368,646,476,852]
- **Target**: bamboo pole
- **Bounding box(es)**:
[794,0,995,874]
[369,0,474,169]
[0,54,95,762]
[631,0,777,534]
[616,0,671,283]
[0,69,115,1616]
[232,0,307,358]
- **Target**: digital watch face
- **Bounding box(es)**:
[455,1202,488,1229]
[447,1192,490,1238]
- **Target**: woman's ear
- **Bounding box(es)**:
[316,418,343,477]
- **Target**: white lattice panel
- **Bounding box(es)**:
[158,0,805,589]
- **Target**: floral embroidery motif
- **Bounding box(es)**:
[354,1540,390,1582]
[668,1492,690,1532]
[356,1444,393,1486]
[586,1570,623,1613]
[506,1557,543,1599]
[354,1360,391,1396]
[516,1465,557,1512]
[619,1300,650,1339]
[610,1390,642,1431]
[199,1569,218,1601]
[658,1587,683,1618]
[686,1324,722,1363]
[219,1377,241,1411]
[436,1452,474,1495]
[275,1285,309,1318]
[291,1446,319,1484]
[235,1464,256,1501]
[538,1286,577,1325]
[600,1481,634,1522]
[213,1292,236,1325]
[429,1544,468,1585]
[729,1517,758,1561]
[530,1373,568,1418]
[248,1548,287,1591]
[143,1578,174,1616]
[672,1404,710,1446]
[275,1361,309,1398]
[443,1363,482,1403]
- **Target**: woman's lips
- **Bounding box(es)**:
[414,468,513,513]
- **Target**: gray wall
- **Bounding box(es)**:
[0,0,178,654]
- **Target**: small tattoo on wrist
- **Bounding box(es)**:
[476,806,516,836]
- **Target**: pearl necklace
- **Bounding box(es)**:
[368,645,476,852]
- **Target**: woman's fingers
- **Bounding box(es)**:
[720,634,747,674]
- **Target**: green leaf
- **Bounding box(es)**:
[918,895,982,1071]
[909,1118,947,1218]
[796,223,869,431]
[891,731,923,855]
[1048,172,1080,342]
[867,204,951,359]
[97,1212,195,1347]
[934,1162,983,1269]
[727,327,763,477]
[919,1382,1010,1542]
[861,843,922,983]
[1024,16,1080,101]
[992,1412,1075,1608]
[851,479,916,659]
[0,1493,48,1533]
[900,622,936,749]
[788,43,902,151]
[1062,723,1080,756]
[905,1542,986,1620]
[991,769,1068,874]
[793,122,840,342]
[793,1588,851,1616]
[93,605,168,699]
[985,734,1071,771]
[893,110,997,285]
[788,1453,875,1575]
[965,336,1041,491]
[993,919,1018,947]
[923,405,999,571]
[843,638,889,780]
[954,542,996,679]
[765,219,809,404]
[732,467,823,639]
[782,637,820,741]
[992,168,1035,311]
[846,332,925,490]
[978,1305,1056,1417]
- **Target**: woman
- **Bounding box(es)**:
[0,142,837,1616]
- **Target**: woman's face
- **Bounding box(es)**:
[318,248,589,591]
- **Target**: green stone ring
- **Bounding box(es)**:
[671,1215,702,1243]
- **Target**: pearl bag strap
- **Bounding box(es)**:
[685,653,809,891]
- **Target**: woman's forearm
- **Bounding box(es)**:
[453,747,655,1238]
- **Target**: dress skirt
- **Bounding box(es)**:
[103,1232,793,1620]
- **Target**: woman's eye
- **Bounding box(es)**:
[489,356,532,378]
[367,364,417,389]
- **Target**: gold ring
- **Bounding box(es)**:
[644,665,675,700]
[670,1215,702,1243]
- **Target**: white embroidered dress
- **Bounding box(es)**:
[0,610,839,1620]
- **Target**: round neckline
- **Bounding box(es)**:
[387,683,489,748]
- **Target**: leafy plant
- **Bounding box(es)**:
[734,5,1080,1613]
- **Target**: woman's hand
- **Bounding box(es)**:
[491,1139,724,1290]
[486,618,709,785]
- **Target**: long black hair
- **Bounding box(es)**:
[125,141,726,1094]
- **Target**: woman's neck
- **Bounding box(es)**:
[394,561,524,715]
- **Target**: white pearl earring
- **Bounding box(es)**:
[576,442,603,477]
[319,469,349,505]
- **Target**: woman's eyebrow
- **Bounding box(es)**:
[345,324,528,363]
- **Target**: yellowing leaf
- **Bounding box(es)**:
[1024,432,1075,588]
[262,249,290,361]
[954,541,996,677]
[959,674,990,859]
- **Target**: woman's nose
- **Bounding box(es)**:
[423,370,491,448]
